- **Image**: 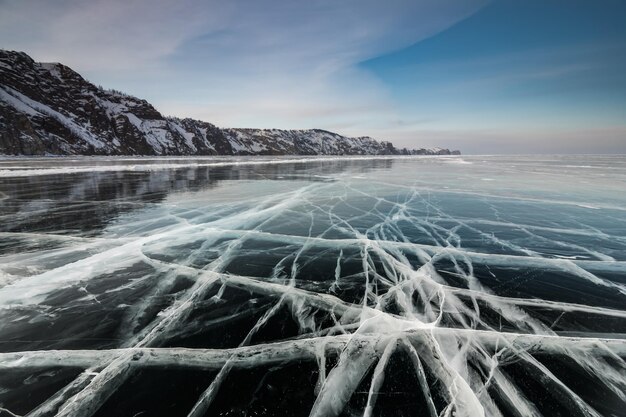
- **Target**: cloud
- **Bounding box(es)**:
[0,0,486,133]
[0,0,223,70]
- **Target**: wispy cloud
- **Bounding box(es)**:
[0,0,486,132]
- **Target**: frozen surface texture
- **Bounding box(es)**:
[0,155,625,417]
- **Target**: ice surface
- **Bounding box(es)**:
[0,155,625,417]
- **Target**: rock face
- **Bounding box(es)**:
[0,50,460,156]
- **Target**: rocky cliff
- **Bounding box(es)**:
[0,50,460,156]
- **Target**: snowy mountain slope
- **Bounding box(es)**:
[0,50,460,156]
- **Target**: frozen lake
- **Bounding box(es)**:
[0,155,625,417]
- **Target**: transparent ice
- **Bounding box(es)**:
[0,155,625,417]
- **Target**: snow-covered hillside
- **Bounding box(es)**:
[0,50,460,156]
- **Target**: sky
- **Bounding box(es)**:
[1,0,625,153]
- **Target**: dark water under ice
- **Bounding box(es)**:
[0,155,624,417]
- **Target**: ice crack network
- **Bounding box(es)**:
[0,156,625,417]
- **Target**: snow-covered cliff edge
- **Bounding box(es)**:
[0,50,460,156]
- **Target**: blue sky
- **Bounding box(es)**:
[1,0,625,153]
[360,0,626,153]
